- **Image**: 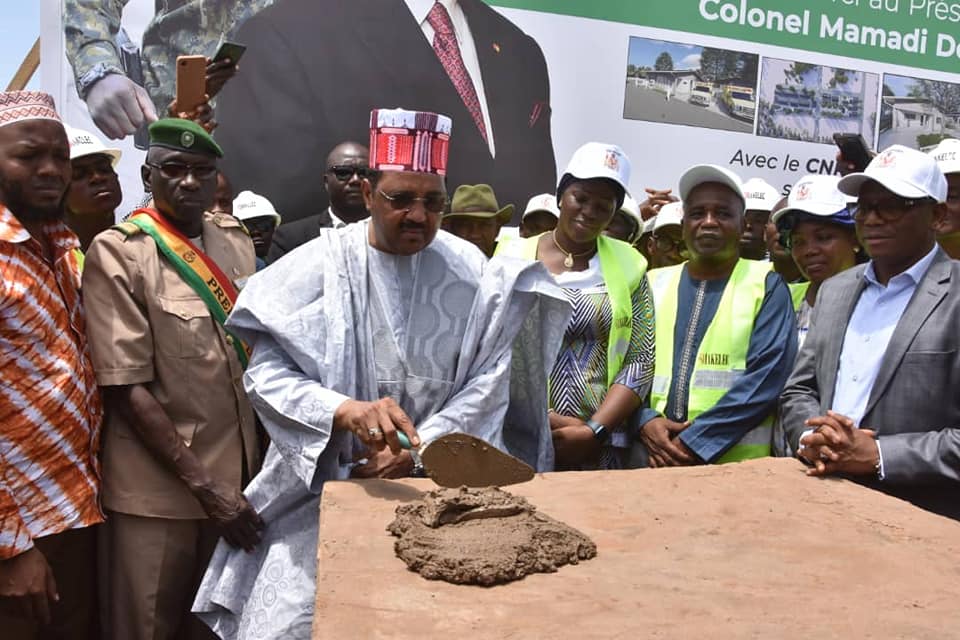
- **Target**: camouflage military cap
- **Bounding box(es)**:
[148,118,223,157]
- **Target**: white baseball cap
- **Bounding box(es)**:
[929,138,960,176]
[838,144,947,203]
[233,190,281,225]
[64,124,121,166]
[522,192,559,221]
[772,175,854,231]
[617,195,644,242]
[642,215,657,236]
[678,164,745,205]
[741,178,780,212]
[653,201,684,233]
[560,142,631,196]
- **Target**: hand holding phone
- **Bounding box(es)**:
[833,133,873,175]
[175,55,208,115]
[212,41,246,66]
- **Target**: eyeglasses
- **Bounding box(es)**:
[653,234,687,253]
[377,189,447,214]
[851,197,934,223]
[145,161,217,180]
[328,165,374,182]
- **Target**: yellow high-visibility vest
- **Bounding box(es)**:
[496,233,647,388]
[788,281,809,311]
[648,258,773,463]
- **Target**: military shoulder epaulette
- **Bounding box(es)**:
[212,212,249,235]
[113,221,142,236]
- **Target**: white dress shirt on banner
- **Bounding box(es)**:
[406,0,497,157]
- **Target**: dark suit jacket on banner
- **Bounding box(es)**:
[781,250,960,520]
[265,210,333,264]
[215,0,556,224]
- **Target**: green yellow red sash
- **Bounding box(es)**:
[124,208,250,367]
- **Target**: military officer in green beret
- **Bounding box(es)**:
[442,184,514,258]
[82,118,262,639]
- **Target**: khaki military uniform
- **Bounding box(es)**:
[82,211,260,640]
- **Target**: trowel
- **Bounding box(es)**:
[397,432,534,488]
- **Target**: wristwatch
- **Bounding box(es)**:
[585,419,611,443]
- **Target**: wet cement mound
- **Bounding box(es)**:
[387,486,596,586]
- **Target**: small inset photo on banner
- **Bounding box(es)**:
[757,58,879,145]
[879,74,960,151]
[622,36,758,134]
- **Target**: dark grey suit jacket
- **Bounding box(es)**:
[265,210,332,264]
[781,249,960,519]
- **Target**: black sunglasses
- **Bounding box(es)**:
[328,165,374,182]
[146,161,217,180]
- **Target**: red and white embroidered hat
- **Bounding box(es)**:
[0,91,61,128]
[369,108,452,175]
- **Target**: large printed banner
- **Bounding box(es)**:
[41,0,960,221]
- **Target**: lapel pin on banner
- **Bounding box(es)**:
[492,42,501,53]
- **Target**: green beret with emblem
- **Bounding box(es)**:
[148,118,223,158]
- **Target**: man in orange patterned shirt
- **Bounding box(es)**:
[0,92,103,639]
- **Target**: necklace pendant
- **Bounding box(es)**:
[563,254,574,269]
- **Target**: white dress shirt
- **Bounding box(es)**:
[832,244,940,425]
[406,0,496,157]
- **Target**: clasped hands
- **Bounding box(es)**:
[335,398,421,479]
[639,417,697,468]
[798,411,880,477]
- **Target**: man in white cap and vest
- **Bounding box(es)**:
[647,200,686,269]
[781,144,960,520]
[0,91,103,638]
[233,190,281,270]
[740,177,780,261]
[63,124,122,252]
[929,138,960,259]
[192,108,566,638]
[636,165,797,468]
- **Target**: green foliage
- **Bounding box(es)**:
[654,51,674,71]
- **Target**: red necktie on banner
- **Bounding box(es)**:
[427,2,488,143]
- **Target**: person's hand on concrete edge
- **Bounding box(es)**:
[640,417,694,468]
[551,422,599,468]
[801,411,879,477]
